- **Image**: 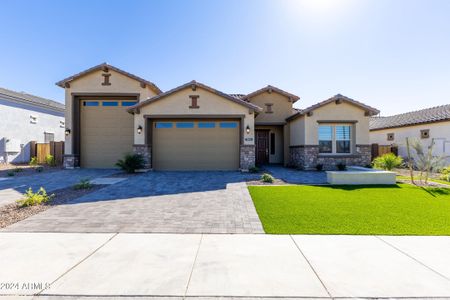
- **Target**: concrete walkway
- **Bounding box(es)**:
[1,233,449,299]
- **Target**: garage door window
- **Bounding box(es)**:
[102,101,118,106]
[83,101,99,106]
[220,122,238,128]
[122,101,138,107]
[155,122,173,128]
[198,122,215,128]
[176,122,194,128]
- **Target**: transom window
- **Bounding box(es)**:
[318,125,352,154]
[155,122,173,129]
[176,122,194,128]
[220,122,238,128]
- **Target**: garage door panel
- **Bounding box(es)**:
[153,120,240,171]
[80,100,134,168]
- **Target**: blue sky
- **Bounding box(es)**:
[0,0,449,115]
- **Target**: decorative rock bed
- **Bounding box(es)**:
[326,166,396,185]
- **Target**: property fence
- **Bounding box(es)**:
[371,143,398,160]
[30,141,64,165]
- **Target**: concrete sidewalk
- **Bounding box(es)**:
[0,233,449,299]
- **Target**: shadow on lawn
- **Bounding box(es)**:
[420,187,450,197]
[327,184,402,191]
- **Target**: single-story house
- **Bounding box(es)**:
[57,63,379,170]
[0,87,65,164]
[370,105,450,164]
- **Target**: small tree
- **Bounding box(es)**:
[372,153,403,171]
[408,138,445,184]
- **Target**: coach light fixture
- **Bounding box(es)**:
[246,125,250,134]
[65,128,71,136]
[137,125,143,134]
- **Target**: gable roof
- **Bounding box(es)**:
[242,85,300,102]
[55,63,162,94]
[370,104,450,131]
[128,80,262,113]
[286,94,379,122]
[0,87,64,112]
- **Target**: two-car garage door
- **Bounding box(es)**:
[152,120,240,170]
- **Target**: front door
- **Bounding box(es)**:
[255,130,269,165]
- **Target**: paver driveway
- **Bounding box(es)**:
[4,171,264,233]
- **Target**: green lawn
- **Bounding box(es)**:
[397,175,450,186]
[248,184,450,235]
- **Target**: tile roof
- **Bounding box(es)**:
[242,85,300,102]
[370,104,450,131]
[0,87,64,112]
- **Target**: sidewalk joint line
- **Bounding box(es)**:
[376,236,450,282]
[183,233,203,300]
[290,235,332,298]
[36,232,119,295]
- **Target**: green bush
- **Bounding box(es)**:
[73,179,93,190]
[440,166,450,181]
[29,157,38,166]
[17,187,53,207]
[249,166,260,173]
[261,173,274,183]
[7,171,15,177]
[336,162,347,171]
[372,153,403,171]
[35,166,44,172]
[316,164,324,171]
[116,153,145,173]
[13,167,23,173]
[45,154,56,166]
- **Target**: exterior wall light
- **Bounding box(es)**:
[65,128,71,136]
[137,125,143,134]
[246,125,250,134]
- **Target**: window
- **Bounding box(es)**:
[155,122,173,129]
[220,122,238,128]
[102,101,118,106]
[420,129,430,139]
[44,132,54,143]
[318,124,353,154]
[176,122,194,128]
[122,101,138,107]
[336,126,351,153]
[265,103,273,113]
[83,101,99,106]
[387,133,394,141]
[270,132,275,155]
[198,122,215,128]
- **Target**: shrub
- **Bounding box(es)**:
[17,187,53,207]
[249,166,260,173]
[315,164,324,171]
[13,167,23,173]
[372,153,403,171]
[336,162,347,171]
[45,154,56,166]
[116,153,145,173]
[29,157,38,166]
[7,171,15,177]
[35,166,44,172]
[261,173,274,183]
[440,166,450,181]
[73,179,93,190]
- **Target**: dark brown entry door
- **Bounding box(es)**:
[256,130,269,165]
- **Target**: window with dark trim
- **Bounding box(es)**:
[318,126,333,153]
[176,122,194,128]
[155,122,173,129]
[336,126,351,153]
[318,124,352,154]
[270,132,275,155]
[265,103,273,113]
[220,122,238,128]
[420,129,430,139]
[198,122,215,128]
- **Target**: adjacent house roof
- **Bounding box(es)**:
[128,80,263,113]
[55,63,162,94]
[0,87,64,112]
[286,94,379,121]
[242,85,300,102]
[370,104,450,131]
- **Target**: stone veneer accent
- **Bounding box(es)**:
[133,144,152,169]
[240,145,255,171]
[63,154,79,169]
[289,145,371,170]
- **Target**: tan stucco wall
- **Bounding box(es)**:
[289,117,306,146]
[304,102,370,145]
[63,69,158,155]
[370,121,450,162]
[137,87,255,145]
[249,92,293,124]
[255,125,284,163]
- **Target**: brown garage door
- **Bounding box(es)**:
[80,100,135,168]
[152,119,240,170]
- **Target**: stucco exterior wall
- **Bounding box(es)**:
[64,69,158,155]
[137,87,255,146]
[289,117,306,146]
[370,121,450,163]
[0,98,64,163]
[249,92,293,124]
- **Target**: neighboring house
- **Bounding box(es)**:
[57,63,379,170]
[370,105,450,164]
[0,87,65,164]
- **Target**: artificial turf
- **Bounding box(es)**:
[248,184,450,235]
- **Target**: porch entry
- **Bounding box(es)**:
[255,130,269,165]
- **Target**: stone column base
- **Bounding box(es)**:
[63,154,79,169]
[133,144,152,169]
[240,145,255,171]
